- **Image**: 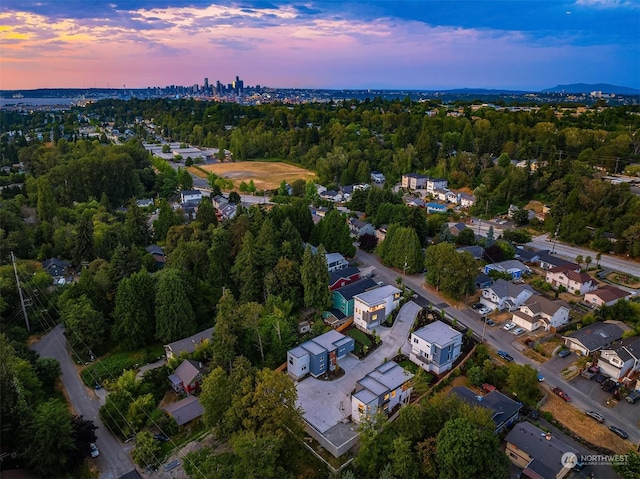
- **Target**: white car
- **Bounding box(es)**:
[478,306,491,315]
[503,322,516,331]
[90,443,100,458]
[512,327,526,335]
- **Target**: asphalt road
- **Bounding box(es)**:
[355,249,640,448]
[529,234,640,278]
[32,325,137,479]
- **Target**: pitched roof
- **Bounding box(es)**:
[329,266,360,285]
[565,323,623,352]
[604,336,640,363]
[538,253,579,270]
[165,327,214,356]
[42,258,70,276]
[451,386,522,430]
[487,260,530,273]
[145,244,165,256]
[355,361,414,404]
[484,278,535,299]
[172,359,204,385]
[505,421,578,479]
[588,284,631,302]
[163,396,204,426]
[334,278,378,301]
[521,295,570,316]
[413,321,462,346]
[548,266,594,284]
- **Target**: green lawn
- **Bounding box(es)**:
[347,328,372,347]
[80,343,164,387]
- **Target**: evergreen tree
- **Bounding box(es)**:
[124,200,150,246]
[153,199,182,243]
[155,268,196,343]
[231,231,263,303]
[313,209,355,256]
[112,270,156,350]
[60,295,108,356]
[301,245,331,310]
[73,212,94,264]
[195,197,217,228]
[211,289,239,371]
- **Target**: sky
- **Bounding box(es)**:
[1,0,639,91]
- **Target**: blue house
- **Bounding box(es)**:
[426,203,447,214]
[287,330,355,381]
[323,278,378,326]
[484,260,531,280]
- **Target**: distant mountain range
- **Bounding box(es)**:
[541,83,640,94]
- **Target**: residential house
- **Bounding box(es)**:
[409,321,463,374]
[136,198,154,208]
[320,190,342,202]
[145,244,166,269]
[451,386,522,433]
[537,253,580,271]
[218,203,237,220]
[287,330,355,381]
[474,273,493,290]
[212,194,229,210]
[515,248,550,264]
[324,278,379,326]
[456,245,484,260]
[163,396,204,426]
[432,187,449,202]
[511,295,571,332]
[325,252,349,272]
[484,260,531,280]
[328,266,361,291]
[426,177,448,193]
[42,258,71,285]
[348,218,375,237]
[402,173,428,190]
[449,222,467,236]
[406,197,426,208]
[340,185,355,201]
[563,322,624,356]
[459,192,475,208]
[370,171,385,183]
[481,279,536,312]
[164,327,214,360]
[353,285,402,331]
[599,336,640,380]
[505,421,578,479]
[545,266,598,295]
[180,190,203,204]
[375,224,388,242]
[168,359,205,395]
[351,361,414,423]
[426,203,447,214]
[584,285,634,308]
[445,191,458,204]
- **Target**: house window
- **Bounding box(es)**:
[289,358,293,365]
[384,393,390,401]
[302,366,307,371]
[358,404,365,414]
[391,390,396,398]
[413,338,418,344]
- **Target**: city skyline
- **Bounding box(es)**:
[1,0,639,91]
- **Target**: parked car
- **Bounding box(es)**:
[609,426,629,439]
[557,349,571,358]
[552,387,571,402]
[581,370,596,380]
[497,350,514,362]
[478,306,491,315]
[601,379,618,393]
[482,383,497,393]
[593,373,607,384]
[153,433,170,442]
[626,391,640,404]
[537,372,544,382]
[472,302,483,310]
[503,322,516,331]
[90,443,100,458]
[486,319,496,326]
[585,410,605,423]
[512,327,526,336]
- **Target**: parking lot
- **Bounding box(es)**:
[569,374,640,425]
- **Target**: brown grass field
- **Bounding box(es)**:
[191,161,316,191]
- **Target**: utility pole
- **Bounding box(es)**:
[11,252,30,333]
[614,157,620,175]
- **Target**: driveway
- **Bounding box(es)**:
[295,301,421,434]
[32,325,137,479]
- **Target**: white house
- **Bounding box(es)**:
[351,361,413,423]
[445,191,458,204]
[401,173,428,190]
[433,188,449,202]
[458,192,475,208]
[371,171,385,183]
[481,279,536,312]
[545,266,598,295]
[325,252,349,272]
[426,177,448,193]
[599,337,640,380]
[410,321,463,374]
[181,190,203,204]
[353,285,401,331]
[584,285,634,309]
[511,295,571,332]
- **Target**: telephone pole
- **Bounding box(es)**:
[11,252,30,333]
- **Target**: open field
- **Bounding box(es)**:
[191,161,316,191]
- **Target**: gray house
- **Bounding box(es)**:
[452,386,522,433]
[409,321,463,374]
[563,322,624,355]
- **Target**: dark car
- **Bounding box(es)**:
[593,373,607,384]
[472,302,483,310]
[557,349,571,358]
[153,433,170,442]
[626,391,640,404]
[601,379,618,393]
[497,350,514,362]
[609,426,629,439]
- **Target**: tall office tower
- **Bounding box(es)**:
[234,75,244,95]
[204,77,209,92]
[216,80,222,94]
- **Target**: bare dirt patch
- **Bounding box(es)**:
[192,161,316,191]
[540,392,634,453]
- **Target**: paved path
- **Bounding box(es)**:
[296,301,421,434]
[32,325,137,479]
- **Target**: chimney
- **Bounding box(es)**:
[199,362,203,369]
